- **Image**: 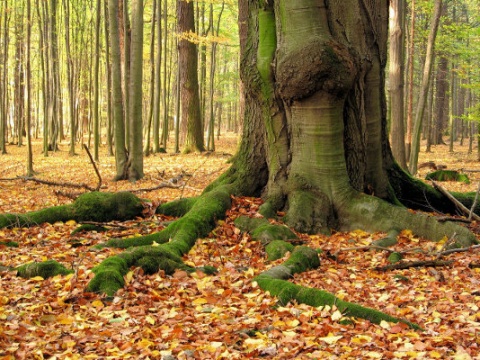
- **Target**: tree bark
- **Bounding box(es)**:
[388,0,407,169]
[127,0,144,181]
[109,0,128,180]
[225,0,476,247]
[177,0,204,153]
[409,0,443,175]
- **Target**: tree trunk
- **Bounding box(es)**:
[109,0,128,180]
[93,0,102,161]
[433,56,448,145]
[126,0,144,181]
[388,0,407,169]
[177,0,204,153]
[221,0,476,246]
[409,0,443,175]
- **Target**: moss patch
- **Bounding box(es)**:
[251,224,297,245]
[265,240,294,260]
[0,191,144,229]
[426,170,470,184]
[234,216,269,232]
[16,260,73,279]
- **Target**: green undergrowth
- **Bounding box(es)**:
[86,186,233,296]
[0,191,144,229]
[16,260,73,279]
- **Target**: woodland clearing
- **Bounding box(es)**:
[0,135,480,359]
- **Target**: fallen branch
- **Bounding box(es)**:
[130,182,182,193]
[83,144,102,191]
[375,259,453,271]
[437,244,480,257]
[431,180,480,221]
[16,176,96,192]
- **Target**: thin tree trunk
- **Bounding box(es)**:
[409,0,443,174]
[93,0,102,161]
[388,0,407,169]
[109,0,128,180]
[405,0,415,161]
[25,0,34,176]
[152,0,162,153]
[127,0,144,181]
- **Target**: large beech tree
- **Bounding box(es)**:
[219,0,477,245]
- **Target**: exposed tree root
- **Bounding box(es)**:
[0,192,144,228]
[16,260,73,279]
[338,193,478,247]
[86,186,233,295]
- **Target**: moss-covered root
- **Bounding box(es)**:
[0,191,144,229]
[255,246,420,330]
[265,240,294,260]
[339,193,478,247]
[16,260,73,279]
[87,186,233,295]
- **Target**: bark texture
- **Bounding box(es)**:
[231,0,477,246]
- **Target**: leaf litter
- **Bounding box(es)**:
[0,138,479,359]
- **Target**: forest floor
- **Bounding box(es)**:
[0,135,479,359]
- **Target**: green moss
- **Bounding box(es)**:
[16,260,73,279]
[388,252,403,263]
[0,205,72,228]
[284,190,333,235]
[257,8,276,97]
[426,170,470,184]
[92,256,128,274]
[234,216,269,232]
[258,200,278,219]
[156,197,198,217]
[265,240,294,260]
[372,230,399,247]
[283,246,320,272]
[251,224,297,244]
[72,192,143,222]
[71,224,107,235]
[0,241,19,247]
[85,270,125,296]
[0,191,144,229]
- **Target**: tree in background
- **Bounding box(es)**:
[177,0,204,153]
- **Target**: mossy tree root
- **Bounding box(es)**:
[254,247,421,330]
[0,192,144,229]
[16,260,74,279]
[86,186,233,295]
[338,193,478,247]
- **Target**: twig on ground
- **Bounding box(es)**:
[83,144,102,191]
[431,180,480,221]
[375,260,453,271]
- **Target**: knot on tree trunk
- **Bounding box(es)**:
[276,40,356,102]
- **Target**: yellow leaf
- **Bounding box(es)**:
[29,276,44,281]
[287,319,300,327]
[429,350,443,358]
[91,299,104,309]
[192,298,208,306]
[66,220,77,226]
[379,320,391,329]
[331,310,343,321]
[318,333,343,345]
[152,241,160,247]
[58,315,74,325]
[145,315,155,325]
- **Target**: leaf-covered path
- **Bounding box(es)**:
[1,138,480,359]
